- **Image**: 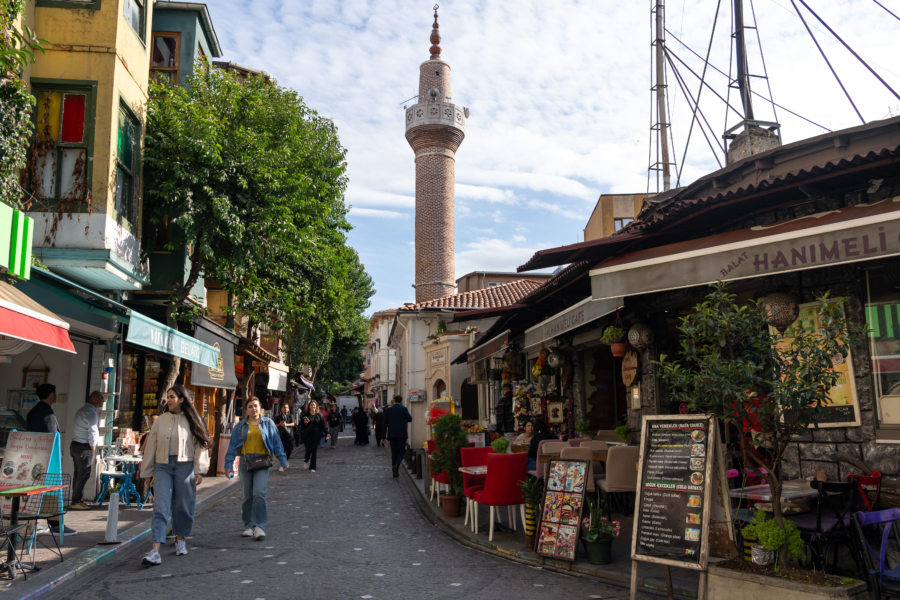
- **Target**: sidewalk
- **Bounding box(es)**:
[0,474,238,600]
[399,461,703,600]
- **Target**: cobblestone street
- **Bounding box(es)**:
[40,433,629,600]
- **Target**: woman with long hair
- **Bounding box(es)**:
[139,385,210,566]
[273,402,295,460]
[299,400,328,472]
[224,396,288,540]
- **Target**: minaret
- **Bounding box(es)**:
[405,5,466,303]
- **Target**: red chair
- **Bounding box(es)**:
[461,446,494,530]
[472,452,528,542]
[847,470,882,512]
[426,440,450,504]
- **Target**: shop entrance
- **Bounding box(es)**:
[460,381,478,420]
[581,346,626,430]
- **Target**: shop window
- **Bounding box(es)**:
[123,0,145,40]
[866,268,900,426]
[31,83,94,204]
[115,104,140,221]
[150,33,180,84]
[37,0,99,8]
[614,217,634,232]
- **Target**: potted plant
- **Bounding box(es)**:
[740,510,804,566]
[490,435,509,454]
[575,420,592,437]
[614,424,632,444]
[580,489,620,564]
[518,476,544,548]
[599,325,627,357]
[429,413,467,517]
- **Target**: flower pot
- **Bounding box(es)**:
[707,564,867,600]
[581,537,613,565]
[440,494,462,518]
[750,544,775,566]
[610,342,627,358]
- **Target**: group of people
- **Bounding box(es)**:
[136,389,411,567]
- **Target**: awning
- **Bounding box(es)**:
[267,362,289,391]
[465,330,510,364]
[523,296,624,349]
[126,310,219,368]
[0,280,75,353]
[590,199,900,301]
[190,322,238,389]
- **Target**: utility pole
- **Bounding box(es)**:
[650,0,672,191]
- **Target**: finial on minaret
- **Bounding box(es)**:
[429,4,442,60]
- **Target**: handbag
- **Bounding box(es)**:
[244,454,273,471]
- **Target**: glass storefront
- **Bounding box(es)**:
[866,267,900,425]
[117,350,166,433]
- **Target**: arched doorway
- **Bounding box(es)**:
[433,379,446,400]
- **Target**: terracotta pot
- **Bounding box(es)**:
[610,342,627,358]
[441,494,462,517]
[581,537,613,565]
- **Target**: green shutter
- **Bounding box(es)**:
[10,210,33,280]
[0,202,11,272]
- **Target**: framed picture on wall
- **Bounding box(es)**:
[547,402,564,423]
[22,368,50,390]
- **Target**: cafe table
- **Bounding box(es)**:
[458,465,487,476]
[728,478,818,515]
[96,454,144,510]
[0,483,67,578]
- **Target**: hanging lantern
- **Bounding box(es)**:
[547,350,563,369]
[761,292,799,334]
[627,322,654,351]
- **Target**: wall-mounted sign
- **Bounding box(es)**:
[622,350,639,387]
[0,202,33,280]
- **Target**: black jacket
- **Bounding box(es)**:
[299,412,328,443]
[383,403,412,439]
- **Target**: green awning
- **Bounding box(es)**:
[126,311,219,368]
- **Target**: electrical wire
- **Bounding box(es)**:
[749,0,780,138]
[872,0,900,22]
[798,0,900,102]
[789,0,865,123]
[665,52,724,173]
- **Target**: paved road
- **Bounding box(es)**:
[42,432,629,600]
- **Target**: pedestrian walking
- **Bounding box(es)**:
[340,406,348,431]
[139,385,211,566]
[383,394,412,477]
[224,396,289,541]
[373,406,386,447]
[273,402,295,460]
[318,404,329,449]
[352,406,370,445]
[69,390,104,509]
[327,406,342,449]
[299,400,328,471]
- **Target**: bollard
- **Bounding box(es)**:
[100,492,122,544]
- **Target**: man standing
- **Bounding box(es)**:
[26,383,59,434]
[327,405,341,449]
[383,394,412,478]
[70,391,104,509]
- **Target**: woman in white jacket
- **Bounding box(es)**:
[139,385,210,566]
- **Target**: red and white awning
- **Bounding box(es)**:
[0,280,75,353]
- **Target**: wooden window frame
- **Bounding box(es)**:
[114,101,141,223]
[150,32,181,85]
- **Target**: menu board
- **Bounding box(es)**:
[0,431,60,512]
[632,416,717,569]
[535,459,589,562]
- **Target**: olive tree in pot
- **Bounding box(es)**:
[429,413,467,517]
[657,283,859,570]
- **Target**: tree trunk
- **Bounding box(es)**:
[160,355,182,413]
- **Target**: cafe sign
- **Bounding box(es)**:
[523,296,623,350]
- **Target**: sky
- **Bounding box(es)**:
[203,1,900,315]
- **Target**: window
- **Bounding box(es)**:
[115,104,140,220]
[36,0,99,9]
[150,33,180,84]
[123,0,145,40]
[866,267,900,426]
[31,83,94,202]
[614,217,634,232]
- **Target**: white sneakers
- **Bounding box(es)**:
[175,539,188,556]
[310,469,316,473]
[252,526,265,540]
[241,527,254,537]
[141,549,162,566]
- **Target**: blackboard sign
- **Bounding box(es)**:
[631,415,722,570]
[535,458,589,562]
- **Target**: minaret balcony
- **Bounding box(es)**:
[405,101,466,135]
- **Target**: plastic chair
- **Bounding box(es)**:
[852,507,900,598]
[847,471,882,512]
[17,473,71,568]
[787,480,862,575]
[461,446,494,530]
[426,440,449,504]
[597,444,639,520]
[536,441,568,481]
[580,440,609,478]
[472,452,528,542]
[559,447,595,492]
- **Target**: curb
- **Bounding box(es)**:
[398,467,698,600]
[0,477,239,600]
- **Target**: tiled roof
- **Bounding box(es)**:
[398,279,544,311]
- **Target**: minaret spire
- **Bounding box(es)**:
[430,4,442,60]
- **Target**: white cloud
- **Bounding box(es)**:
[349,207,408,219]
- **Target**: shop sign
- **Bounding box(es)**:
[523,297,623,349]
[0,202,33,280]
[431,351,445,364]
[190,325,238,390]
[126,311,219,368]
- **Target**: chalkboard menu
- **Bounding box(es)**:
[632,415,718,569]
[535,458,588,562]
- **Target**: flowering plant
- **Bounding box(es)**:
[581,489,620,542]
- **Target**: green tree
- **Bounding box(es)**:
[657,283,857,567]
[0,0,44,209]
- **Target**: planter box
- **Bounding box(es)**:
[707,565,868,600]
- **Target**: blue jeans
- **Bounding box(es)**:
[152,456,196,543]
[239,455,270,529]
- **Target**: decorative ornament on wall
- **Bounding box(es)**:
[627,322,654,351]
[547,350,562,369]
[760,292,799,334]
